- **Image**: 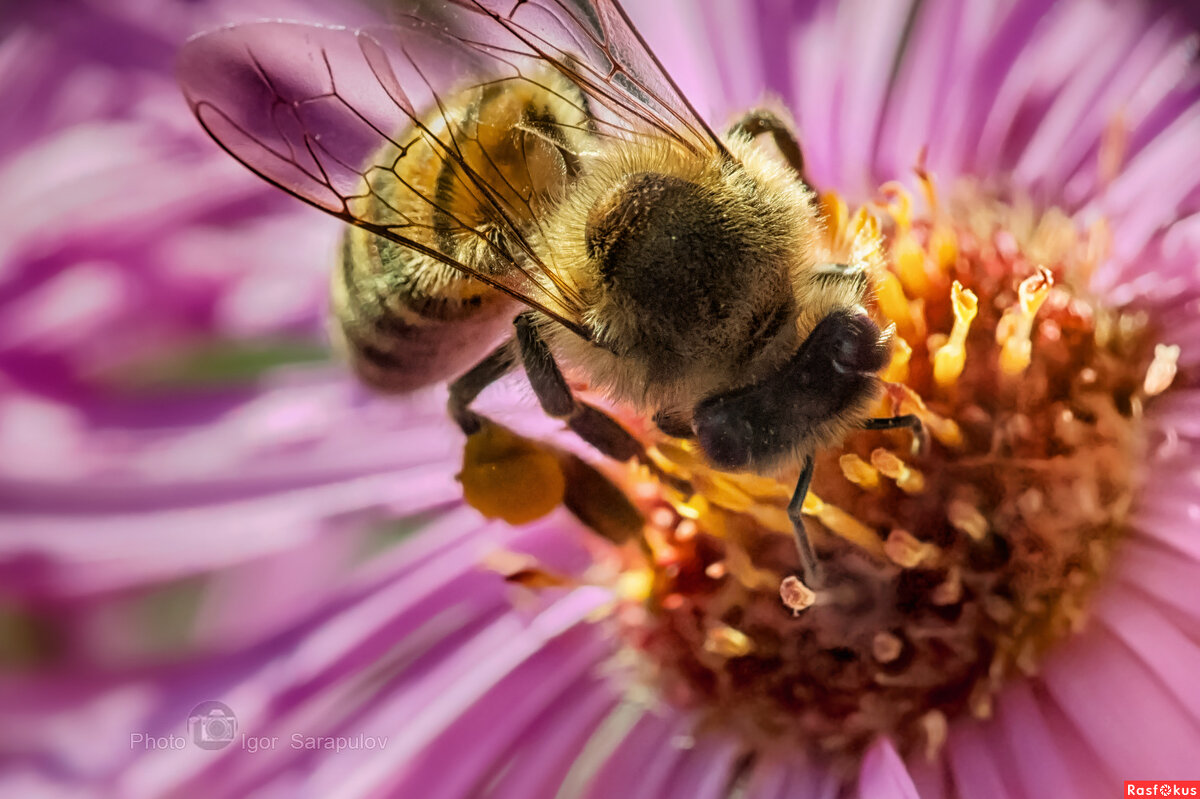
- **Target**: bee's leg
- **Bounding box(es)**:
[728,109,808,185]
[786,454,821,587]
[863,413,928,455]
[516,314,689,492]
[652,410,695,440]
[447,340,518,434]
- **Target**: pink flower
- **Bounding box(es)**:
[1,0,1198,797]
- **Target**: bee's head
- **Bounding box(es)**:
[692,310,891,471]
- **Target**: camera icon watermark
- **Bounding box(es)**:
[187,700,238,750]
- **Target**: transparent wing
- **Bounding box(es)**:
[177,4,723,339]
[427,0,724,153]
[179,19,597,336]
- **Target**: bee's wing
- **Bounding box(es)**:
[179,19,597,336]
[434,0,725,154]
[178,3,729,341]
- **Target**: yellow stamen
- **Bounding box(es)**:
[780,575,816,614]
[890,384,964,448]
[839,453,881,490]
[928,224,959,273]
[895,234,931,297]
[933,281,979,387]
[1143,343,1180,396]
[946,499,988,541]
[997,268,1053,375]
[876,271,915,338]
[704,623,754,657]
[820,191,848,247]
[616,568,655,602]
[884,528,939,568]
[891,384,964,448]
[802,492,885,557]
[877,181,912,232]
[870,448,926,494]
[916,159,938,214]
[881,336,912,383]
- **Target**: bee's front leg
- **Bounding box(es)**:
[516,313,689,494]
[862,413,928,455]
[516,313,641,461]
[786,454,821,587]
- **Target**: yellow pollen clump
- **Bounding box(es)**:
[459,422,565,525]
[932,281,978,387]
[997,267,1054,375]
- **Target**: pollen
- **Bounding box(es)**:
[459,421,565,525]
[569,176,1172,772]
[869,448,925,494]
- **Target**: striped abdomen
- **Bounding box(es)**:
[331,75,592,392]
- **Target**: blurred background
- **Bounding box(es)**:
[3,1,1199,796]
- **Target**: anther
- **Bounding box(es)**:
[884,528,939,568]
[1143,343,1180,396]
[946,499,988,541]
[997,267,1053,375]
[780,575,816,614]
[839,453,881,489]
[870,448,926,494]
[933,281,978,387]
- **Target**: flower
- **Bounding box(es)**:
[2,1,1199,798]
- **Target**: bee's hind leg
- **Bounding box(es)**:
[786,454,821,587]
[515,313,689,493]
[728,109,810,187]
[447,340,518,434]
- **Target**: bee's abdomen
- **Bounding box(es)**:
[330,74,590,392]
[332,227,516,393]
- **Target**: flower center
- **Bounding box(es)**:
[608,176,1177,766]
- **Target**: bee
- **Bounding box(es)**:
[178,0,922,586]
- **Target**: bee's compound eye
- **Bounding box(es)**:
[692,397,756,471]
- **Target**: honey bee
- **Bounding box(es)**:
[178,0,922,585]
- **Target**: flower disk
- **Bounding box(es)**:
[610,176,1176,768]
